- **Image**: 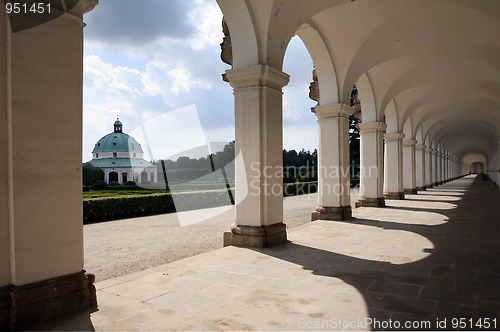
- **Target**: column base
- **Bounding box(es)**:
[0,271,97,330]
[433,182,440,187]
[416,186,427,191]
[355,197,385,208]
[426,184,434,189]
[311,205,352,221]
[384,192,405,200]
[223,223,287,248]
[403,188,418,195]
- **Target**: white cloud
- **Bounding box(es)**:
[188,0,224,50]
[168,66,213,95]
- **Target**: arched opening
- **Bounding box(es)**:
[471,162,484,174]
[282,35,317,192]
[141,171,148,183]
[109,171,118,183]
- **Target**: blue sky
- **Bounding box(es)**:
[82,0,317,162]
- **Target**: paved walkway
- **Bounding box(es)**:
[33,176,500,331]
[84,189,360,281]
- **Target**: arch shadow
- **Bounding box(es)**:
[255,176,500,329]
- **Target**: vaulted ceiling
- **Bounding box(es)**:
[218,0,500,164]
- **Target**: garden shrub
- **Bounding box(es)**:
[108,181,121,187]
[92,180,108,191]
[83,189,234,223]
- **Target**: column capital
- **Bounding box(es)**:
[425,147,433,153]
[70,0,99,17]
[384,132,405,141]
[312,103,353,120]
[357,121,387,133]
[415,144,426,151]
[403,139,417,147]
[225,65,290,90]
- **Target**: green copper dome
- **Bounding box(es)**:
[91,119,144,153]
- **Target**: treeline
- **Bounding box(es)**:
[83,163,104,186]
[84,129,360,186]
[153,142,319,184]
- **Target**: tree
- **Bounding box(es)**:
[82,163,104,186]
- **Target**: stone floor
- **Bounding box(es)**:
[31,175,500,331]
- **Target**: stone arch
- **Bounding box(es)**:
[217,0,259,68]
[384,99,399,133]
[402,116,414,140]
[471,162,485,174]
[415,126,424,144]
[355,73,378,122]
[296,24,339,104]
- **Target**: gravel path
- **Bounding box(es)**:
[84,191,358,282]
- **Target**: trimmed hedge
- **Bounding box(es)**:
[83,189,234,223]
[83,182,322,223]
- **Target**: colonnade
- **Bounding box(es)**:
[221,65,467,249]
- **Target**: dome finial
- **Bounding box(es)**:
[113,117,123,133]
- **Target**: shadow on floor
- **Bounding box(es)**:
[258,176,500,330]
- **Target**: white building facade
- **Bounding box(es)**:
[89,119,157,184]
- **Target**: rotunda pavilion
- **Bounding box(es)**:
[89,119,157,184]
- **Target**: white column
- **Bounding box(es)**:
[415,144,426,191]
[403,139,417,194]
[384,133,405,199]
[225,65,289,248]
[432,150,439,186]
[0,1,98,329]
[446,155,453,181]
[425,148,433,188]
[356,122,386,207]
[441,152,447,183]
[311,104,352,220]
[437,151,443,184]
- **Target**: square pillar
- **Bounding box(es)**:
[439,152,444,184]
[0,2,98,330]
[383,133,405,199]
[432,150,439,186]
[311,104,352,220]
[403,139,417,194]
[224,65,290,248]
[425,148,433,188]
[356,122,386,207]
[415,144,426,191]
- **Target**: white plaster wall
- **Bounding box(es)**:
[462,153,488,172]
[0,9,10,287]
[9,14,85,285]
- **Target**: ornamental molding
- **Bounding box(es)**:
[312,103,352,120]
[357,121,386,133]
[384,132,406,141]
[225,65,289,91]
